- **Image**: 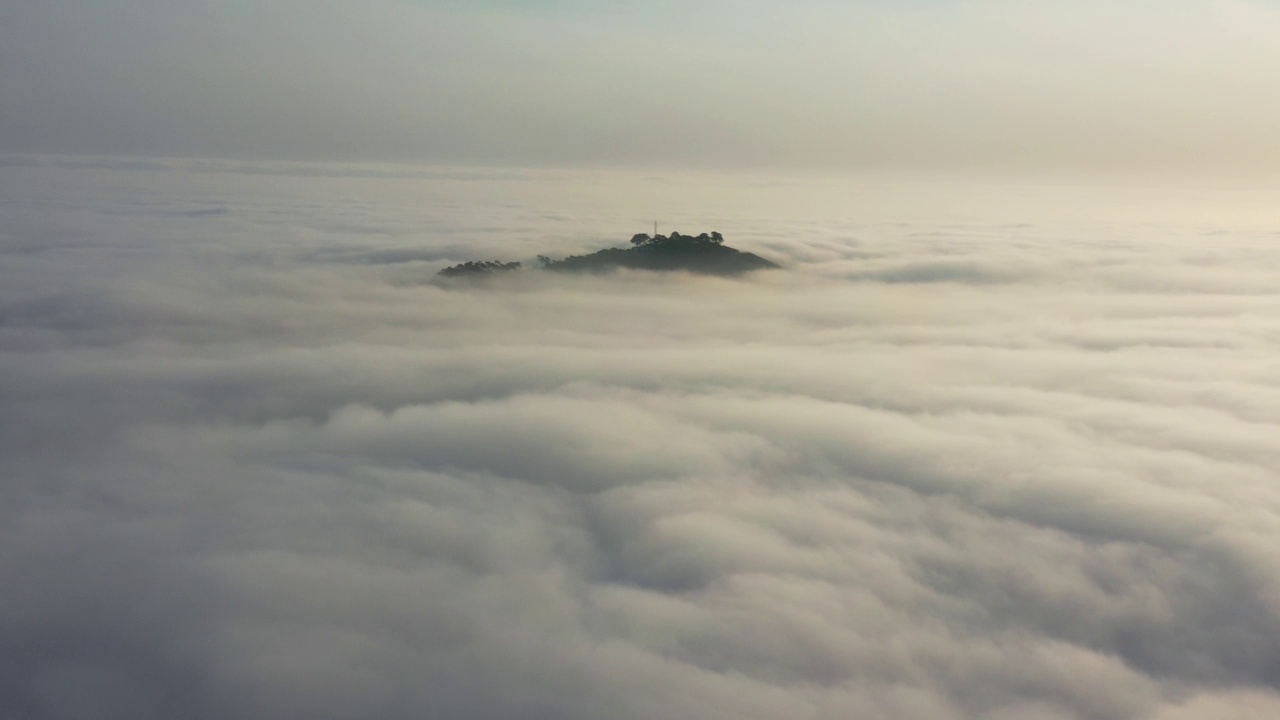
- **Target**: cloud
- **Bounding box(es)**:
[3,159,1280,719]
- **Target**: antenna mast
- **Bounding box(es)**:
[654,220,658,237]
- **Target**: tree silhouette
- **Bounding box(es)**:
[438,229,773,279]
[438,260,522,277]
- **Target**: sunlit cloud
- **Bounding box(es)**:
[3,159,1280,718]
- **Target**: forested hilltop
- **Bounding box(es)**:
[438,231,780,279]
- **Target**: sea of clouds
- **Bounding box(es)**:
[3,157,1280,720]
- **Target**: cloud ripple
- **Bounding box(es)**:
[2,161,1280,719]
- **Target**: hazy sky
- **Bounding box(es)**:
[4,0,1280,170]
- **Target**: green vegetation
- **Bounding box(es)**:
[438,231,779,279]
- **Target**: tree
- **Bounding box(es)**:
[630,233,650,246]
[710,231,723,244]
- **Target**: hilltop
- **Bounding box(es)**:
[437,231,780,279]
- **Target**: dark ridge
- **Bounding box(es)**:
[436,231,780,279]
[437,260,523,277]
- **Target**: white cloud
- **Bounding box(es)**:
[2,159,1280,718]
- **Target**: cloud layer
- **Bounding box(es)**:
[3,158,1280,719]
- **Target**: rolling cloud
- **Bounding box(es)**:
[2,159,1280,719]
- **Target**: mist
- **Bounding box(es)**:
[4,0,1280,172]
[2,157,1280,718]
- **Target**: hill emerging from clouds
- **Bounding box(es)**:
[439,232,780,279]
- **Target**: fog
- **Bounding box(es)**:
[2,157,1279,718]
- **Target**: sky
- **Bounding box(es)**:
[4,0,1280,171]
[2,158,1280,719]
